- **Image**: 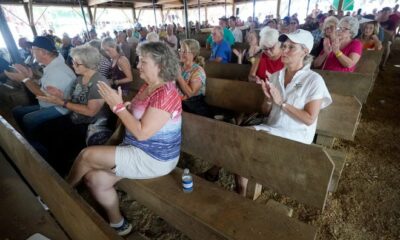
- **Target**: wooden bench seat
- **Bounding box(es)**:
[114,112,335,240]
[0,116,124,240]
[0,151,68,240]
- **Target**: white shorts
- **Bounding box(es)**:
[114,145,179,179]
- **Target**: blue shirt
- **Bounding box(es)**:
[210,40,231,64]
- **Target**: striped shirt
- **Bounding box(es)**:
[122,82,182,161]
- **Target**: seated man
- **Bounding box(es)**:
[5,36,76,138]
[209,26,232,63]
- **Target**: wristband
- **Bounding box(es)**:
[335,51,343,58]
[63,100,68,108]
[22,78,30,83]
[112,103,126,114]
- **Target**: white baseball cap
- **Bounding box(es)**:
[278,29,314,53]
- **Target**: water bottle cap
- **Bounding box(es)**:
[183,168,189,174]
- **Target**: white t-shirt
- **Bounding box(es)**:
[165,34,178,50]
[230,27,243,43]
[39,54,76,115]
[254,64,332,144]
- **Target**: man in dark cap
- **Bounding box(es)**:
[5,36,75,138]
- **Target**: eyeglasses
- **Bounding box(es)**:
[72,59,84,66]
[178,49,192,54]
[337,26,351,32]
[261,44,276,52]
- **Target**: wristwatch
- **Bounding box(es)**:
[282,103,287,108]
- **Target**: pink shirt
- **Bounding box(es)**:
[322,39,363,72]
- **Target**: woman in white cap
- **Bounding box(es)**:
[236,29,333,196]
[248,27,284,82]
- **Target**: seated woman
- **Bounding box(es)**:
[311,16,339,57]
[65,42,182,236]
[177,39,211,117]
[359,21,383,50]
[233,31,260,64]
[101,37,133,97]
[248,27,284,82]
[204,30,332,195]
[313,16,363,72]
[35,45,110,176]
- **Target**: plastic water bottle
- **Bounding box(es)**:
[182,168,193,193]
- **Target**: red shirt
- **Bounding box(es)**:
[256,53,284,80]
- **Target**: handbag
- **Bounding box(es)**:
[86,117,113,146]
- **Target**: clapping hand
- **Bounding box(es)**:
[260,79,283,105]
[4,64,33,82]
[331,37,340,54]
[97,81,123,110]
[36,86,64,105]
[322,38,332,54]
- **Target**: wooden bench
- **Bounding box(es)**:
[204,78,361,192]
[0,116,125,240]
[115,112,335,240]
[0,151,68,239]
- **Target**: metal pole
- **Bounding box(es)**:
[288,0,291,16]
[23,1,37,37]
[77,0,90,36]
[152,0,158,28]
[183,0,190,38]
[225,0,227,17]
[306,0,311,16]
[276,0,281,19]
[198,0,201,25]
[0,6,23,64]
[252,0,256,21]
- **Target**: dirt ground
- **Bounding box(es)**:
[0,44,398,240]
[118,47,400,239]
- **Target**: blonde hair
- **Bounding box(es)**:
[181,39,205,67]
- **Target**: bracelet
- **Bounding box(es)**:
[63,100,68,108]
[112,103,126,114]
[335,51,343,58]
[22,78,30,83]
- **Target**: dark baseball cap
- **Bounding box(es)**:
[29,36,57,52]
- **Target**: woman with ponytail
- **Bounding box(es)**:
[177,39,211,117]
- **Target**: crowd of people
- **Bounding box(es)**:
[0,4,398,237]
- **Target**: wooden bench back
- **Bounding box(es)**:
[0,117,122,240]
[191,33,209,47]
[205,77,362,141]
[354,50,383,74]
[203,61,376,103]
[204,62,251,81]
[182,112,334,210]
[315,70,373,103]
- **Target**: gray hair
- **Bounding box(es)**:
[137,42,179,82]
[339,16,359,38]
[87,39,108,58]
[322,16,339,37]
[70,45,100,70]
[259,26,280,47]
[101,37,122,54]
[300,44,314,66]
[146,32,159,42]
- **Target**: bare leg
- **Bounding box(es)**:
[85,170,123,223]
[235,175,248,197]
[66,145,117,187]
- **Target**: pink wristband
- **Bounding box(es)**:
[112,103,125,114]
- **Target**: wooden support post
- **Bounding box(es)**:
[0,6,23,64]
[93,5,97,23]
[87,5,94,26]
[338,0,344,11]
[276,0,281,19]
[23,0,37,37]
[183,0,190,38]
[132,3,136,22]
